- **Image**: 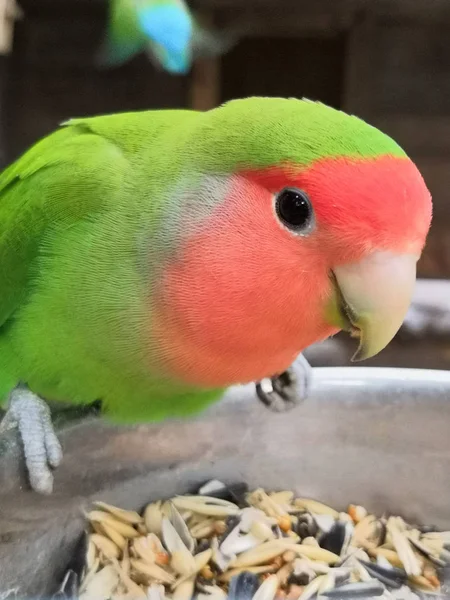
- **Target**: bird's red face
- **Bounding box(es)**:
[151,154,432,387]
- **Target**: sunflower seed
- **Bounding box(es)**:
[407,535,446,567]
[319,521,353,557]
[228,571,260,600]
[321,580,385,598]
[167,503,196,553]
[198,481,248,506]
[78,486,448,600]
[358,559,407,589]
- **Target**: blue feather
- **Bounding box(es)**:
[138,4,193,73]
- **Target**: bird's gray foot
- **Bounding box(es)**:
[255,354,312,413]
[0,385,62,494]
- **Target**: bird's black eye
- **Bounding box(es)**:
[275,187,314,233]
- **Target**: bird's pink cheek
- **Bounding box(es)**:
[148,183,336,387]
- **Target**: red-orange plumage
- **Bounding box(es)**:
[152,154,431,387]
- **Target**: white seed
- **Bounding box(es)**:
[171,549,213,589]
[79,565,120,600]
[352,515,384,549]
[294,499,339,518]
[146,583,166,600]
[194,549,213,570]
[162,518,191,554]
[230,541,285,567]
[80,557,101,593]
[130,559,176,585]
[110,557,147,598]
[222,531,262,556]
[99,521,127,550]
[312,514,335,534]
[218,564,276,583]
[298,574,326,600]
[387,517,422,576]
[170,549,197,576]
[172,577,195,600]
[144,503,164,535]
[167,502,196,553]
[301,537,320,548]
[422,531,450,543]
[347,504,368,523]
[191,523,215,539]
[86,539,97,570]
[250,520,276,542]
[247,489,289,518]
[94,502,143,525]
[88,511,139,539]
[197,585,227,600]
[318,571,335,594]
[287,543,339,565]
[252,574,279,600]
[90,534,121,560]
[171,496,239,517]
[133,536,157,564]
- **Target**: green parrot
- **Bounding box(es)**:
[98,0,233,74]
[0,97,432,494]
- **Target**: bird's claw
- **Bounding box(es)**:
[0,386,62,494]
[255,355,312,413]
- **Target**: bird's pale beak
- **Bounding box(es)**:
[327,251,419,361]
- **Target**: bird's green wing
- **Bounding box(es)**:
[97,0,147,66]
[0,121,128,330]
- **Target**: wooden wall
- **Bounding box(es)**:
[5,0,189,162]
[342,13,450,279]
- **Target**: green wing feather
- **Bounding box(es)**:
[0,110,222,421]
[0,125,124,329]
[97,0,147,66]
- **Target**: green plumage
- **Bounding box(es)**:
[0,98,405,423]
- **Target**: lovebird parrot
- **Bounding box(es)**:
[0,97,432,495]
[98,0,231,74]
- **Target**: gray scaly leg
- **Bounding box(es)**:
[0,385,62,494]
[255,354,312,412]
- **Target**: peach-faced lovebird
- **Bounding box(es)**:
[0,98,432,494]
[98,0,229,74]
